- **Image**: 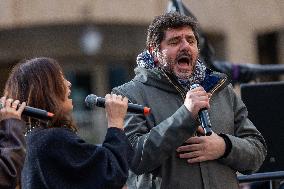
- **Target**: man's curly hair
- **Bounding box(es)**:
[146,12,199,50]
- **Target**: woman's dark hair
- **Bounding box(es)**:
[4,57,76,131]
[146,12,199,50]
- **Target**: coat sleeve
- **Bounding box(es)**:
[219,85,267,174]
[113,87,198,175]
[0,118,26,189]
[38,127,133,189]
[125,106,197,175]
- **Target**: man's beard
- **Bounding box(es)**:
[158,52,196,80]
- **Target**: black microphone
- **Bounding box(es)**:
[23,106,54,120]
[85,94,151,116]
[0,105,54,120]
[190,84,212,136]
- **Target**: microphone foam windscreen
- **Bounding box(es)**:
[85,94,97,108]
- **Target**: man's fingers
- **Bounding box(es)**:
[196,126,205,135]
[176,144,199,152]
[116,95,123,100]
[122,96,128,103]
[179,151,200,159]
[185,136,203,144]
[105,94,111,100]
[207,93,212,99]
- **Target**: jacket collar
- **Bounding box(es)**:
[133,66,228,94]
[202,69,228,93]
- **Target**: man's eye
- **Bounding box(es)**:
[169,40,179,45]
[187,38,197,44]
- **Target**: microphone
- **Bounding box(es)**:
[190,84,212,136]
[0,105,54,120]
[85,94,151,116]
[23,106,54,120]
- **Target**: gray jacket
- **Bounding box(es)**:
[112,67,266,189]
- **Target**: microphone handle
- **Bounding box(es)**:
[96,97,148,115]
[96,97,106,108]
[127,104,145,114]
[198,108,212,136]
[0,104,54,120]
[23,106,54,120]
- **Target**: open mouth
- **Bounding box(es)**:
[177,56,191,66]
[68,91,72,99]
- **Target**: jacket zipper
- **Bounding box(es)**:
[162,71,186,99]
[209,76,227,95]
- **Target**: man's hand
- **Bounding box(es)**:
[105,94,128,130]
[183,86,211,119]
[176,130,226,163]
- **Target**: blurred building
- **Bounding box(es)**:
[0,0,283,142]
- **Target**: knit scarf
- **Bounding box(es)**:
[136,50,206,90]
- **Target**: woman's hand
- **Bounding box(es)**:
[105,94,128,130]
[0,96,26,121]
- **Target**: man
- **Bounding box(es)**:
[0,97,26,189]
[112,12,266,189]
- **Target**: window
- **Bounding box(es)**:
[257,32,279,81]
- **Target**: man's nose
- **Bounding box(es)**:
[180,38,190,50]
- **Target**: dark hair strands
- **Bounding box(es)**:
[146,12,200,50]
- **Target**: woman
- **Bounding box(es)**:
[0,97,26,189]
[4,57,132,189]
